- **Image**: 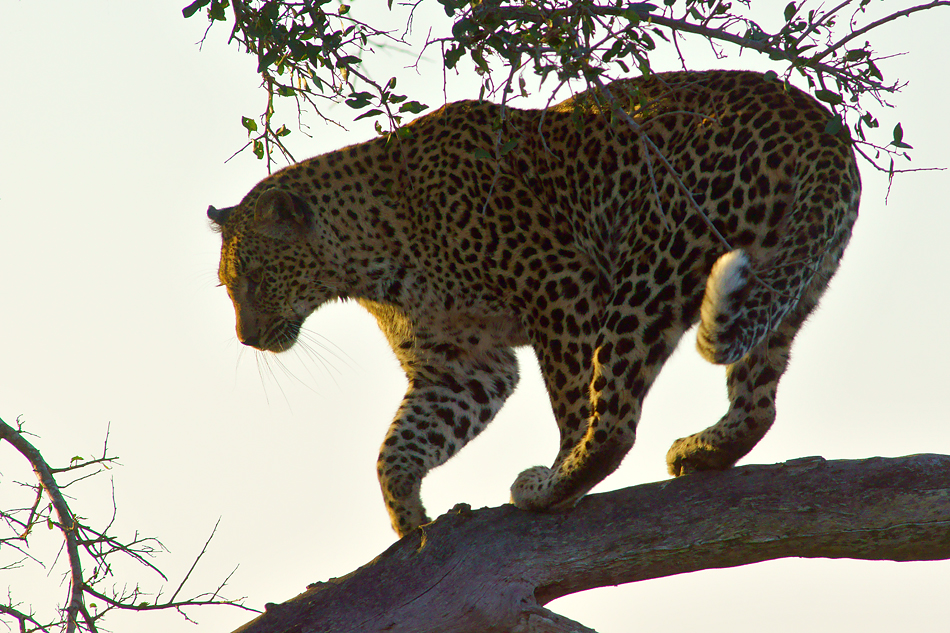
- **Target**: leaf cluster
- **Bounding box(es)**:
[184,0,948,175]
[431,0,942,176]
[184,0,429,169]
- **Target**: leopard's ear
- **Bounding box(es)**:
[207,204,235,230]
[252,188,313,241]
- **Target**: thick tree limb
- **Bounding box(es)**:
[233,454,950,633]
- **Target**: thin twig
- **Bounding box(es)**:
[810,1,950,63]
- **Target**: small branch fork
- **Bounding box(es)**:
[0,416,257,633]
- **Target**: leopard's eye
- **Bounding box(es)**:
[245,269,264,297]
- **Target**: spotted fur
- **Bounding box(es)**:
[209,70,860,537]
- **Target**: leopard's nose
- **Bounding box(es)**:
[237,332,260,348]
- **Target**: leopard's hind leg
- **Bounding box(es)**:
[667,238,848,476]
[668,144,859,476]
[667,304,804,476]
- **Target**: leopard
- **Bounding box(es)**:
[208,70,861,538]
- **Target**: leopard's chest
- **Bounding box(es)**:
[424,310,532,352]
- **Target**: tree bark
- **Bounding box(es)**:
[232,454,950,633]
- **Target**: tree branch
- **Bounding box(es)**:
[0,418,256,631]
[810,1,950,63]
[231,454,950,633]
[0,418,86,633]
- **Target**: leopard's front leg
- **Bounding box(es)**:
[377,344,519,537]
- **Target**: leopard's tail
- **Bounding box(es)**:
[696,249,756,365]
[696,209,856,366]
[696,107,861,367]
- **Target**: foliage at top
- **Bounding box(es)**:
[183,0,948,176]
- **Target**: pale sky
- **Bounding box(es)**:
[1,2,948,632]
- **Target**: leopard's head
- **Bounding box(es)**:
[209,187,335,353]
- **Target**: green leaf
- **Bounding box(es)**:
[624,3,657,22]
[854,123,866,141]
[890,122,913,149]
[471,48,490,75]
[253,140,265,159]
[844,49,869,62]
[823,115,843,135]
[241,116,258,133]
[472,148,493,161]
[354,108,384,121]
[444,45,465,69]
[275,125,291,138]
[398,101,428,115]
[257,50,280,73]
[603,39,625,63]
[452,18,475,42]
[345,91,374,109]
[181,0,210,18]
[784,2,797,22]
[437,0,468,17]
[630,3,658,14]
[337,55,362,67]
[209,0,226,21]
[338,4,350,15]
[814,89,843,106]
[498,138,519,156]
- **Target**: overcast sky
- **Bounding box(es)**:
[1,2,948,632]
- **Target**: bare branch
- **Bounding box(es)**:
[0,418,255,632]
[0,418,86,633]
[810,1,950,63]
